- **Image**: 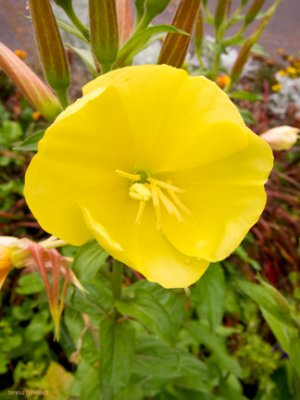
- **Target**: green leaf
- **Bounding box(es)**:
[132,336,215,396]
[115,289,175,343]
[185,321,242,377]
[230,91,263,102]
[39,361,74,400]
[72,240,108,282]
[239,108,256,125]
[69,276,113,317]
[71,360,100,400]
[66,45,98,77]
[261,308,297,354]
[99,318,136,399]
[289,338,300,377]
[13,130,45,152]
[191,263,226,331]
[117,25,189,66]
[57,18,88,43]
[236,279,296,328]
[16,272,44,295]
[0,120,23,149]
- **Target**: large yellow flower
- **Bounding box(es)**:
[24,65,273,288]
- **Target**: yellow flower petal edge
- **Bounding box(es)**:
[24,65,273,288]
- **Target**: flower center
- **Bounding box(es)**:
[116,169,191,229]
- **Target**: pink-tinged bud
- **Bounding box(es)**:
[0,42,62,121]
[158,0,201,68]
[29,0,70,105]
[261,126,299,151]
[116,0,133,44]
[89,0,119,73]
[0,237,18,289]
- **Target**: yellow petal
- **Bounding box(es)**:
[79,194,209,288]
[85,67,248,172]
[0,267,12,290]
[160,130,273,261]
[24,85,134,245]
[83,65,188,171]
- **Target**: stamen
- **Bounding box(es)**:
[136,201,146,225]
[157,187,183,222]
[116,169,140,181]
[151,185,162,230]
[147,177,185,193]
[166,186,192,216]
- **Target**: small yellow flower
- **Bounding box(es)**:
[272,83,282,92]
[216,74,231,89]
[277,69,287,77]
[24,65,273,288]
[286,66,297,77]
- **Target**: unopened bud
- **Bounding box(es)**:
[29,0,70,105]
[89,0,119,73]
[244,0,266,26]
[0,43,62,121]
[116,0,133,44]
[261,126,299,151]
[158,0,201,68]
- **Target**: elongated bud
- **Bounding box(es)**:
[244,0,265,26]
[214,0,228,27]
[0,43,62,120]
[116,0,133,44]
[158,0,201,68]
[29,0,70,105]
[230,17,268,86]
[89,0,119,73]
[195,5,204,60]
[230,0,281,87]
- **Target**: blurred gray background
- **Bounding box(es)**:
[0,0,299,68]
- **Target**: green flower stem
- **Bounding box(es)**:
[63,3,90,41]
[212,26,226,80]
[56,88,69,109]
[111,259,124,306]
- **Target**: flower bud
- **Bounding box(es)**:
[29,0,71,105]
[89,0,119,73]
[244,0,266,26]
[116,0,133,44]
[261,126,299,151]
[158,0,201,68]
[0,42,62,121]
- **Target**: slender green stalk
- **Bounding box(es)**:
[63,3,90,40]
[56,88,69,108]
